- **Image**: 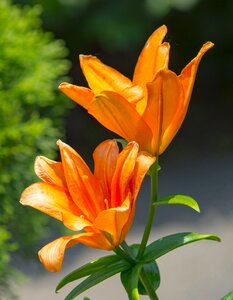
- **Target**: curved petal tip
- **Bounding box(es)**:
[58,82,70,90]
[201,41,214,53]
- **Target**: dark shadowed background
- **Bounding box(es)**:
[14,0,233,159]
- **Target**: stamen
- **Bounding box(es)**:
[80,214,84,219]
[104,198,109,209]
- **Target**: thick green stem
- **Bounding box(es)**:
[136,160,159,260]
[140,268,159,300]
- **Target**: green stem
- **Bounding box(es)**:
[140,268,159,300]
[114,246,134,264]
[121,240,135,261]
[136,160,159,260]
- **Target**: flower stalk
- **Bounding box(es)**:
[137,160,159,260]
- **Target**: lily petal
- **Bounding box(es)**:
[39,232,112,272]
[94,194,132,247]
[121,152,155,239]
[35,156,66,188]
[57,140,105,221]
[143,72,164,154]
[144,70,183,154]
[93,139,119,202]
[133,25,169,115]
[160,42,214,153]
[58,82,94,110]
[89,91,153,153]
[133,25,169,87]
[19,182,89,231]
[111,142,139,207]
[80,55,143,103]
[131,152,156,199]
[179,41,214,108]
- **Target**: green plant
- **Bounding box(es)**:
[0,0,70,292]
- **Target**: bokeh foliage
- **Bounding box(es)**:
[0,0,70,290]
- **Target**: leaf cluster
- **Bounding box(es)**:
[56,232,220,299]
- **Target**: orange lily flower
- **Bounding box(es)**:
[59,25,214,155]
[20,140,154,272]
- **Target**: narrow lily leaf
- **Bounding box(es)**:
[121,264,143,300]
[64,259,131,300]
[157,194,200,212]
[115,138,128,149]
[138,261,160,295]
[221,290,233,300]
[143,232,221,263]
[56,255,120,292]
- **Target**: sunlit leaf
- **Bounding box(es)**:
[221,290,233,300]
[56,255,120,292]
[121,263,143,300]
[143,232,221,263]
[64,259,130,300]
[157,194,200,212]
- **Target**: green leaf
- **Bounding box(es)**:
[143,232,221,263]
[64,259,130,300]
[157,194,200,212]
[115,138,128,149]
[56,255,120,292]
[121,264,143,300]
[221,290,233,300]
[147,161,161,176]
[138,261,160,295]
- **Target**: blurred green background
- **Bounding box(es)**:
[0,0,232,298]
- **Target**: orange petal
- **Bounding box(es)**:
[179,42,214,113]
[57,140,105,221]
[93,139,119,201]
[19,182,90,231]
[35,156,66,188]
[160,42,214,153]
[89,91,153,153]
[131,152,156,199]
[133,25,169,87]
[111,142,139,207]
[143,72,164,154]
[58,82,94,110]
[133,26,170,115]
[144,70,183,154]
[121,152,155,239]
[39,232,112,272]
[179,42,214,108]
[94,194,132,247]
[80,55,143,103]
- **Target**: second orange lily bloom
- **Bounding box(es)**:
[20,140,154,272]
[59,25,213,155]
